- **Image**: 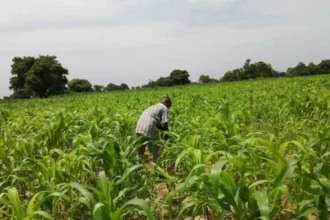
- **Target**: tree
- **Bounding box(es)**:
[255,62,275,78]
[286,67,294,77]
[291,62,310,76]
[105,83,130,91]
[68,79,92,93]
[93,85,104,92]
[9,57,36,96]
[105,83,118,91]
[9,55,68,98]
[198,75,218,84]
[220,59,279,82]
[317,59,330,74]
[142,80,156,88]
[308,62,318,75]
[276,71,287,77]
[221,70,237,82]
[242,59,256,79]
[141,69,191,88]
[156,77,173,87]
[119,83,130,90]
[199,75,210,83]
[9,90,31,99]
[169,70,191,85]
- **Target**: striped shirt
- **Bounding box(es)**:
[136,103,169,140]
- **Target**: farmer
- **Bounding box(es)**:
[136,97,172,161]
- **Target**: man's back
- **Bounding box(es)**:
[136,103,168,140]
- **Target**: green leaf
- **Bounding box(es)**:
[6,188,26,219]
[93,202,105,218]
[115,164,143,185]
[178,201,196,217]
[113,198,154,220]
[248,180,271,189]
[230,158,245,177]
[292,200,317,219]
[255,190,270,219]
[26,192,42,214]
[30,210,53,220]
[174,148,191,171]
[272,160,297,188]
[316,163,330,178]
[70,182,97,210]
[210,158,228,196]
[239,186,250,202]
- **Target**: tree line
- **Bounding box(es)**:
[67,79,129,93]
[220,59,330,82]
[3,55,330,99]
[4,56,130,99]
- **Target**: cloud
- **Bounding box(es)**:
[0,0,271,34]
[0,21,184,52]
[1,0,330,96]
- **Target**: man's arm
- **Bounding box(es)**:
[160,122,168,131]
[160,107,169,131]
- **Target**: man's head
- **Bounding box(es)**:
[161,97,172,108]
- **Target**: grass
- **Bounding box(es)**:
[0,75,330,219]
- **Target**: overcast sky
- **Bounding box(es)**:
[1,0,330,96]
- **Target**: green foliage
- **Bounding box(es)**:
[169,69,191,85]
[221,58,330,82]
[287,59,330,77]
[0,75,330,219]
[105,83,129,91]
[8,90,31,99]
[93,85,105,92]
[9,56,35,93]
[317,59,330,73]
[9,55,68,98]
[288,62,311,76]
[198,74,218,84]
[143,69,191,88]
[221,59,277,81]
[68,78,92,93]
[308,62,318,75]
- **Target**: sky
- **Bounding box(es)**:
[1,0,330,97]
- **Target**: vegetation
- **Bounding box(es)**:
[287,60,330,77]
[198,74,218,84]
[68,79,93,93]
[94,85,105,92]
[221,59,330,82]
[142,70,191,88]
[5,55,330,100]
[9,56,69,98]
[105,83,130,92]
[1,75,329,219]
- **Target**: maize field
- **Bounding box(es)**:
[0,75,330,219]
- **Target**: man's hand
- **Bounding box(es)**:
[160,122,168,131]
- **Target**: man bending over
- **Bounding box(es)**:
[136,97,172,161]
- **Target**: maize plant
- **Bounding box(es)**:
[0,75,330,219]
